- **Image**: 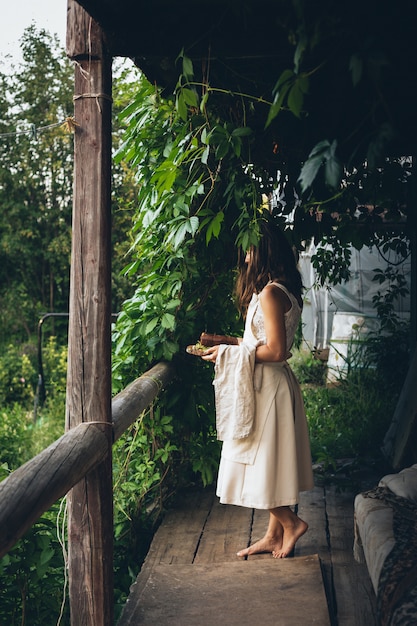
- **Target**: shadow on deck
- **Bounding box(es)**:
[118,481,377,625]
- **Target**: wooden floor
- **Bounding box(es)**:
[117,481,377,625]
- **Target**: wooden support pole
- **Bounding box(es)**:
[66,2,113,624]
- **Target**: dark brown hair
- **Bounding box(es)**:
[235,219,303,316]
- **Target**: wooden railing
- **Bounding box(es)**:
[0,361,174,559]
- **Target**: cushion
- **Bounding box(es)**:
[379,464,417,503]
[354,493,395,593]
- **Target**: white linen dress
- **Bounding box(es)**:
[216,282,314,509]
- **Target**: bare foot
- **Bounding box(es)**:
[237,534,283,558]
[272,517,308,558]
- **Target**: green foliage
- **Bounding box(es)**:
[291,349,327,386]
[112,67,261,388]
[298,139,342,192]
[297,269,410,465]
[113,406,178,534]
[0,28,74,343]
[0,30,139,345]
[264,2,413,206]
[112,406,180,614]
[0,504,68,626]
[39,336,68,398]
[299,348,404,464]
[371,263,410,332]
[0,11,412,620]
[111,47,411,497]
[304,375,387,460]
[0,343,36,406]
[0,337,68,467]
[266,68,309,127]
[0,405,33,469]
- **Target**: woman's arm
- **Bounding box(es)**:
[201,284,291,364]
[254,284,290,363]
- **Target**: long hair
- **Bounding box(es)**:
[235,219,303,316]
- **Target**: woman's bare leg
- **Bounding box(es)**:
[236,512,284,557]
[270,506,308,558]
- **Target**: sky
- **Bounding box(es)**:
[0,0,67,63]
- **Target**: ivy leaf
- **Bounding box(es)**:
[231,127,252,137]
[324,149,342,189]
[146,317,159,334]
[181,87,198,108]
[272,68,295,94]
[298,153,325,192]
[189,215,199,234]
[201,145,210,164]
[206,211,224,244]
[165,298,181,310]
[298,139,341,191]
[287,82,303,118]
[265,80,292,127]
[161,312,176,330]
[216,141,230,159]
[176,91,188,121]
[182,55,194,79]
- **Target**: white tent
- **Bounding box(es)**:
[299,241,411,380]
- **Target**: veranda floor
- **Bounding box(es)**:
[117,478,377,625]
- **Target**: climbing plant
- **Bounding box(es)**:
[113,40,412,380]
[112,21,412,484]
[112,54,273,384]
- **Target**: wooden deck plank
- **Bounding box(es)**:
[120,488,215,623]
[326,486,377,626]
[118,481,378,626]
[296,486,329,558]
[194,498,253,563]
[119,555,330,626]
[296,485,336,621]
[148,488,215,566]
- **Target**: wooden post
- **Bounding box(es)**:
[66,2,113,624]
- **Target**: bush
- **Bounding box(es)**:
[296,324,408,468]
[291,348,327,386]
[0,504,68,626]
[303,370,396,461]
[0,344,36,407]
[0,404,34,468]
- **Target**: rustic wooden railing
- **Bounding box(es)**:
[0,361,174,559]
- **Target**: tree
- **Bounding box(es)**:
[0,27,74,342]
[0,30,138,344]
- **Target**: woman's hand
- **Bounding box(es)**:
[201,345,220,363]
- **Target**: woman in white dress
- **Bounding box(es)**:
[201,218,314,558]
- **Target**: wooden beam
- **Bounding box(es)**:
[0,422,108,558]
[66,2,113,624]
[0,362,174,560]
[112,362,175,442]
